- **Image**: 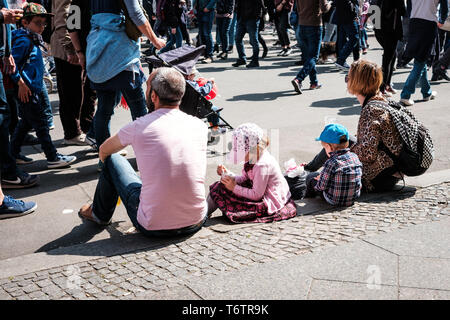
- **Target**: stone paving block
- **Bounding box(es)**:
[399,256,450,291]
[289,240,398,286]
[186,259,312,300]
[363,218,450,259]
[307,280,398,300]
[143,285,201,300]
[399,287,450,300]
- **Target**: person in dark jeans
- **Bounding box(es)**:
[52,0,96,146]
[334,0,359,70]
[216,0,234,60]
[291,0,331,94]
[194,0,217,63]
[0,2,40,189]
[374,0,406,97]
[232,0,265,68]
[159,0,183,53]
[10,3,77,169]
[274,0,294,56]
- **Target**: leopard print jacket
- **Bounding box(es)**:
[351,99,403,191]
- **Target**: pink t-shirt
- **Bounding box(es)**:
[118,108,208,231]
[233,151,292,213]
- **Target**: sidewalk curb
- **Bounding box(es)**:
[0,169,448,280]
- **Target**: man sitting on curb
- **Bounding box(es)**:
[79,67,209,237]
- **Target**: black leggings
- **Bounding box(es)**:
[374,30,399,91]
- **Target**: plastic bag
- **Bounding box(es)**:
[283,159,307,200]
[284,158,304,178]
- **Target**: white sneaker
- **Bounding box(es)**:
[423,91,437,101]
[64,134,90,146]
[47,154,77,169]
[400,98,414,107]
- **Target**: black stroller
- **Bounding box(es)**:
[144,45,233,145]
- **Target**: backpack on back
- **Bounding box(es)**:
[376,100,434,177]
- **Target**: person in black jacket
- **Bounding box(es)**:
[373,0,406,96]
[232,0,265,68]
[159,0,183,53]
[216,0,234,60]
[334,0,360,70]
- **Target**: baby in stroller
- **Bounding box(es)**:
[185,66,227,136]
[144,45,233,143]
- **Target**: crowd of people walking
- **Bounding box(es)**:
[0,0,448,239]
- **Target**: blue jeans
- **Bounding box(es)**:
[228,14,237,49]
[216,17,232,53]
[40,81,54,127]
[95,86,147,147]
[0,72,18,179]
[295,25,322,85]
[236,18,260,62]
[337,21,360,65]
[159,27,183,53]
[400,60,432,100]
[11,92,58,161]
[198,11,215,57]
[92,154,206,237]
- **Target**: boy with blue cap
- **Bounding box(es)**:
[305,123,363,207]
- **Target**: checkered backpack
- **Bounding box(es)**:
[374,100,434,177]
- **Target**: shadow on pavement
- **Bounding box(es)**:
[227,90,298,102]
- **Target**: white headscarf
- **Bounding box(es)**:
[227,123,264,164]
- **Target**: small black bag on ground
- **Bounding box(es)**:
[285,172,307,200]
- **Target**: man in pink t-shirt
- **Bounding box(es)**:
[78,68,209,236]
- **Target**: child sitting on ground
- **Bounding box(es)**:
[305,124,363,207]
[185,66,226,135]
[9,3,76,169]
[207,123,297,223]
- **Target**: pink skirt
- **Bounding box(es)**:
[209,180,297,224]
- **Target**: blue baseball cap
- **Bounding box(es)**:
[316,124,349,144]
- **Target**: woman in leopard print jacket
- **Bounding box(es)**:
[347,60,403,192]
[304,60,403,192]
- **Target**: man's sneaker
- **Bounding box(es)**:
[1,172,39,189]
[246,61,260,68]
[64,134,90,146]
[16,154,34,165]
[23,133,39,146]
[48,123,55,130]
[291,79,303,94]
[282,48,292,56]
[400,98,414,107]
[335,61,350,70]
[201,56,213,64]
[47,154,77,169]
[85,135,97,150]
[0,196,37,220]
[310,83,323,90]
[385,86,398,94]
[232,59,247,67]
[277,49,286,56]
[423,91,437,101]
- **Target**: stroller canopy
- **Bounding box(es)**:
[146,45,206,76]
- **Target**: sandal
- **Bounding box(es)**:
[78,204,110,226]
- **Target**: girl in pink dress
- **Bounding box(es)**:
[208,123,297,223]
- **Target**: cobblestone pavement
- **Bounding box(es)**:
[0,183,448,300]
